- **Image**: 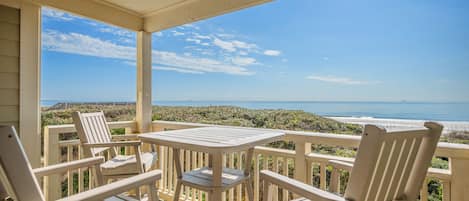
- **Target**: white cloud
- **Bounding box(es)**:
[306,75,373,85]
[153,51,254,75]
[172,31,185,36]
[232,40,258,50]
[153,66,203,74]
[98,27,133,38]
[239,51,248,56]
[264,50,281,56]
[42,8,77,21]
[193,33,211,40]
[213,38,236,52]
[186,38,201,44]
[97,27,134,44]
[231,57,257,66]
[212,37,258,53]
[154,32,163,37]
[42,30,254,76]
[182,24,200,30]
[216,33,235,39]
[43,30,135,60]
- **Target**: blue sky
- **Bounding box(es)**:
[41,0,469,102]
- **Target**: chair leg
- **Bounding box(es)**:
[173,180,182,201]
[246,179,254,201]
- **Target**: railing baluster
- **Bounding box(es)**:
[168,148,173,193]
[237,152,243,201]
[198,152,204,200]
[274,156,281,201]
[78,145,84,193]
[185,150,190,199]
[229,153,235,201]
[254,153,260,201]
[67,145,73,196]
[320,162,326,190]
[191,151,197,201]
[330,166,339,193]
[282,158,289,201]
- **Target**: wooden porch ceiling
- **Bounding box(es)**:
[29,0,272,32]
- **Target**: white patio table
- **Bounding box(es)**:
[138,127,285,201]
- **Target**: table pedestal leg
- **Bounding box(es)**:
[173,148,182,201]
[210,153,223,201]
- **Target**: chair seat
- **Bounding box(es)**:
[101,152,157,176]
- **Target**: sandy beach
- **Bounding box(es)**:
[330,116,469,135]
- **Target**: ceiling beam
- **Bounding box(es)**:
[144,0,271,32]
[28,0,143,31]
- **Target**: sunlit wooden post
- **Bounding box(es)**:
[293,139,311,182]
[136,31,152,134]
[450,157,469,200]
[19,1,42,169]
[43,126,61,201]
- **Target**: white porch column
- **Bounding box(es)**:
[19,2,41,168]
[136,31,152,133]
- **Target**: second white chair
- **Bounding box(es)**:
[72,111,157,182]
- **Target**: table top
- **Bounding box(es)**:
[138,127,285,153]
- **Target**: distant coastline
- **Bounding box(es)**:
[41,100,469,122]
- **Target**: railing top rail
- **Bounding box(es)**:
[44,121,137,133]
[43,120,469,159]
[152,120,469,159]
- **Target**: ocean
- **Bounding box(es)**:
[41,100,469,122]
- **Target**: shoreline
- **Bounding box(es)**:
[329,116,469,134]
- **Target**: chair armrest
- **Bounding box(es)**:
[33,157,104,177]
[328,160,353,172]
[57,170,162,201]
[260,170,344,201]
[112,134,139,141]
[83,141,142,148]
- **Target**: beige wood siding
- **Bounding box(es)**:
[0,5,20,131]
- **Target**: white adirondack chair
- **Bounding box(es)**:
[261,122,443,201]
[0,125,161,201]
[72,111,157,182]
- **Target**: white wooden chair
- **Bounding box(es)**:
[72,111,157,182]
[261,122,443,201]
[0,125,161,201]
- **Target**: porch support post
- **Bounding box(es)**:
[450,157,469,200]
[136,31,152,133]
[19,1,41,168]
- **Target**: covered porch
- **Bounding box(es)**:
[1,0,469,201]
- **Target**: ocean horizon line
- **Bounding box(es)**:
[40,100,469,105]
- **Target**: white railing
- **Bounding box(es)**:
[42,120,469,201]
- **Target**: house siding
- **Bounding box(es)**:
[0,5,20,130]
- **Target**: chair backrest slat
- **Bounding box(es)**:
[384,138,412,200]
[72,111,115,156]
[344,122,443,201]
[0,126,44,201]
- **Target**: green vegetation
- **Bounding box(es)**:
[42,103,362,134]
